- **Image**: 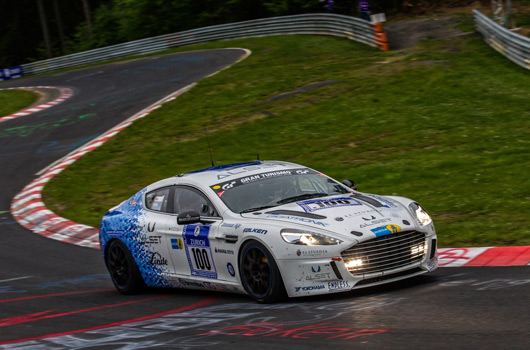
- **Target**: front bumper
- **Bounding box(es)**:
[280,233,438,297]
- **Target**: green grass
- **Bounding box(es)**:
[37,27,530,248]
[0,90,37,116]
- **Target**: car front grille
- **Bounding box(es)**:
[341,230,426,276]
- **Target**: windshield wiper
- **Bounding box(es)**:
[240,205,277,214]
[276,192,329,205]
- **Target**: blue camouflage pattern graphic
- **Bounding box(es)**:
[99,188,171,288]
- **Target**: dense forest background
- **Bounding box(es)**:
[0,0,478,67]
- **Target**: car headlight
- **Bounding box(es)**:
[280,229,342,245]
[409,202,432,226]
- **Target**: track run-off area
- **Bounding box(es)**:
[0,50,529,349]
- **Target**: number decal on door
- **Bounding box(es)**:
[191,248,213,271]
[183,225,217,279]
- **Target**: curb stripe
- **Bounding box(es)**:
[9,49,251,252]
[438,246,530,267]
[463,246,530,266]
[0,86,74,123]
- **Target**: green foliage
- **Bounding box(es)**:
[42,33,530,248]
[0,90,37,117]
[516,13,530,27]
[0,0,483,67]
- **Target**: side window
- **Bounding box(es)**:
[145,187,171,212]
[174,187,218,217]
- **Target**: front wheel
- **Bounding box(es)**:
[239,240,286,303]
[106,240,145,294]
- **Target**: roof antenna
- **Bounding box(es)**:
[203,125,215,167]
[257,153,260,161]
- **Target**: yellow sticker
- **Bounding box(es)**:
[386,224,401,233]
[213,185,221,190]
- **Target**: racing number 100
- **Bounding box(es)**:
[191,248,211,270]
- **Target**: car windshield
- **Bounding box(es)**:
[210,169,350,213]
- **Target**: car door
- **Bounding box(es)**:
[166,186,222,280]
[142,186,176,278]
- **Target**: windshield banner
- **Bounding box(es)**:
[210,168,319,196]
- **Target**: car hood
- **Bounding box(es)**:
[240,193,416,242]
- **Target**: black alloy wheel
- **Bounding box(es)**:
[239,240,285,303]
[107,240,145,294]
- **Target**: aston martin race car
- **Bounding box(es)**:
[100,160,438,302]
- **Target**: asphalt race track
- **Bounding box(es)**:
[0,50,529,349]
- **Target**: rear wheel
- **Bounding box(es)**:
[107,240,145,294]
[239,240,285,303]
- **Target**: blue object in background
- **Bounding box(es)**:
[0,66,24,81]
[359,0,371,21]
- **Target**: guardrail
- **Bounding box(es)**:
[474,9,530,70]
[19,14,380,76]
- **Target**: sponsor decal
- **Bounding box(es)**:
[149,252,168,265]
[215,247,235,255]
[222,181,236,190]
[362,215,376,221]
[240,172,292,184]
[343,210,377,218]
[295,285,326,292]
[328,280,351,292]
[221,222,242,229]
[335,217,344,221]
[311,266,321,273]
[215,163,289,180]
[297,249,329,257]
[297,197,362,213]
[106,229,124,236]
[359,218,391,228]
[139,234,162,244]
[147,222,156,232]
[243,227,268,234]
[428,257,438,271]
[306,273,332,281]
[370,224,401,237]
[211,168,318,194]
[183,225,217,279]
[266,214,329,227]
[171,238,184,250]
[227,263,236,277]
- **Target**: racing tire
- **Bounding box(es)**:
[239,240,286,303]
[106,240,145,294]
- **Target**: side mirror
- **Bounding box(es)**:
[177,209,201,225]
[342,179,357,190]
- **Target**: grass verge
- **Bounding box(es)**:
[34,22,530,248]
[0,90,37,117]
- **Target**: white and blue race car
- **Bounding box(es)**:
[100,161,437,302]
